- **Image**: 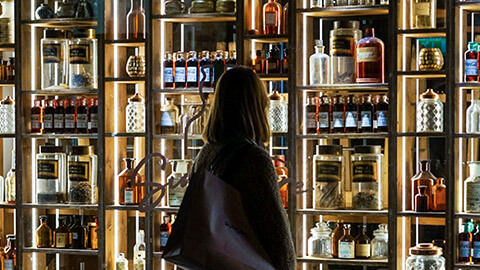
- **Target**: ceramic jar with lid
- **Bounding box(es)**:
[308,222,332,257]
[126,92,146,133]
[416,88,443,133]
[406,243,445,270]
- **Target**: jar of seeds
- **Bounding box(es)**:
[67,146,97,204]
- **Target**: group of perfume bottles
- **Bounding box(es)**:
[304,94,389,134]
[0,55,14,81]
[411,160,446,212]
[458,222,480,264]
[30,97,98,134]
[251,46,288,75]
[163,50,236,89]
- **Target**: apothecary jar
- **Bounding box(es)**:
[416,88,443,133]
[371,224,388,259]
[307,222,332,257]
[406,243,445,270]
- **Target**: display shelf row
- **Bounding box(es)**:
[296,5,388,17]
[296,256,388,266]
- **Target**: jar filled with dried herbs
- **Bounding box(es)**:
[67,146,98,204]
[313,145,345,209]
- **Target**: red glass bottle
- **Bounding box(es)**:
[356,28,384,83]
[88,98,98,134]
[76,98,88,134]
[65,99,77,134]
[252,50,265,74]
[43,99,55,134]
[54,99,65,134]
[126,0,146,39]
[31,99,43,133]
[459,223,473,264]
[465,41,479,82]
[263,0,282,35]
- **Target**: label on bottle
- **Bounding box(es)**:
[43,44,61,64]
[3,259,13,270]
[31,114,42,130]
[345,111,357,128]
[332,111,344,128]
[474,241,480,258]
[357,47,379,62]
[265,12,276,26]
[77,113,88,129]
[72,232,79,240]
[54,114,64,129]
[306,112,317,129]
[43,114,53,129]
[187,66,197,83]
[254,63,262,73]
[330,35,354,56]
[169,181,188,207]
[56,232,68,248]
[161,111,176,128]
[199,67,210,82]
[125,189,134,204]
[68,161,89,181]
[355,243,371,257]
[338,242,355,258]
[460,240,472,258]
[65,113,75,129]
[38,160,59,179]
[465,59,478,76]
[90,113,98,129]
[175,67,186,83]
[318,112,329,129]
[164,67,174,83]
[415,2,431,16]
[116,262,127,270]
[161,231,169,247]
[361,111,372,128]
[70,44,90,64]
[377,110,387,127]
[134,250,146,260]
[352,161,377,182]
[466,182,480,212]
[315,160,341,182]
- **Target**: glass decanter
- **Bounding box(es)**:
[308,222,332,258]
[268,90,288,133]
[126,92,146,133]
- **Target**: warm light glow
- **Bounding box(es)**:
[113,0,119,40]
[402,217,407,270]
[302,15,307,85]
[161,21,166,88]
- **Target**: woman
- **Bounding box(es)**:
[193,67,296,270]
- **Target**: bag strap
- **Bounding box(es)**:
[209,139,256,175]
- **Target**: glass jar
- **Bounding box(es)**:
[41,29,69,90]
[36,145,67,204]
[67,146,98,204]
[416,88,443,133]
[465,161,480,213]
[418,48,444,71]
[126,54,146,78]
[126,92,146,133]
[406,243,445,270]
[313,145,345,209]
[351,145,384,210]
[308,222,332,258]
[309,40,329,85]
[5,148,15,204]
[168,159,191,207]
[116,253,128,270]
[0,96,14,134]
[410,0,437,29]
[371,224,388,259]
[268,90,288,133]
[35,2,54,19]
[69,28,98,89]
[466,99,480,134]
[329,21,362,84]
[159,97,179,134]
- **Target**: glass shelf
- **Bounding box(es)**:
[22,89,98,95]
[105,77,146,83]
[258,74,289,81]
[21,18,98,28]
[153,87,215,94]
[397,70,446,78]
[105,132,147,138]
[296,5,388,17]
[22,133,98,139]
[397,132,446,137]
[104,39,146,47]
[397,28,447,38]
[153,13,236,22]
[397,211,446,218]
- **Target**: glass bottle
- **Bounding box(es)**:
[267,45,281,74]
[159,97,179,134]
[344,95,358,133]
[127,0,146,39]
[35,1,54,19]
[415,185,429,212]
[375,94,389,132]
[273,155,288,208]
[75,0,94,18]
[174,52,186,88]
[118,158,141,205]
[55,0,75,18]
[332,95,345,133]
[77,98,88,134]
[65,99,76,134]
[186,51,199,88]
[459,223,473,263]
[355,225,371,259]
[432,178,446,212]
[411,160,436,211]
[71,215,87,249]
[5,149,15,204]
[36,216,52,248]
[133,230,146,260]
[115,253,128,270]
[41,29,69,89]
[90,218,98,250]
[359,94,374,132]
[338,224,355,259]
[164,52,174,88]
[309,40,330,85]
[281,48,288,74]
[356,28,384,83]
[3,235,15,269]
[31,99,43,134]
[88,98,98,134]
[313,145,345,209]
[318,96,331,133]
[54,217,70,248]
[473,224,480,263]
[53,99,65,134]
[225,51,237,71]
[43,99,54,133]
[68,146,98,204]
[160,215,171,251]
[305,96,318,134]
[212,50,225,85]
[465,42,479,82]
[126,92,146,133]
[0,60,4,80]
[282,3,288,35]
[69,28,98,89]
[168,159,191,207]
[467,99,480,134]
[252,50,265,74]
[465,161,480,212]
[410,0,437,29]
[417,88,443,133]
[267,90,288,133]
[0,96,14,134]
[263,0,282,35]
[371,224,388,259]
[7,57,14,81]
[134,254,145,270]
[307,222,332,258]
[329,21,362,84]
[406,243,445,270]
[36,145,67,204]
[199,51,212,87]
[332,222,344,258]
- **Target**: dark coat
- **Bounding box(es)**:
[193,141,296,270]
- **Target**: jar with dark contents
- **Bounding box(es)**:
[67,146,98,204]
[36,145,67,204]
[69,28,98,89]
[313,145,345,209]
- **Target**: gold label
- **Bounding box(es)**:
[356,47,379,63]
[352,161,378,182]
[68,161,89,181]
[70,44,90,64]
[415,2,431,16]
[330,35,354,56]
[315,160,341,182]
[37,160,59,179]
[356,243,371,257]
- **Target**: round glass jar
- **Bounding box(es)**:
[69,28,98,89]
[416,88,443,133]
[67,146,98,204]
[308,222,332,258]
[418,48,444,71]
[313,145,345,209]
[351,145,384,210]
[371,224,388,259]
[36,145,67,204]
[406,243,445,270]
[126,55,146,78]
[41,29,70,90]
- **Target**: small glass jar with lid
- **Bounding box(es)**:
[41,29,70,90]
[268,90,288,133]
[464,161,480,213]
[67,146,98,204]
[0,96,15,134]
[416,88,443,133]
[351,145,384,210]
[371,224,388,259]
[313,145,345,209]
[126,92,145,133]
[406,243,445,270]
[308,222,332,258]
[69,28,98,89]
[36,145,67,204]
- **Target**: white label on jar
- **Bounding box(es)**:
[361,111,372,128]
[4,259,13,270]
[460,241,471,258]
[345,111,357,128]
[56,232,68,248]
[164,67,174,83]
[43,114,53,129]
[77,113,88,128]
[125,190,134,204]
[338,242,355,258]
[175,67,186,83]
[318,112,329,128]
[332,111,344,128]
[415,2,431,16]
[466,59,478,76]
[466,182,480,212]
[265,12,276,26]
[355,243,371,257]
[187,66,197,83]
[377,110,387,127]
[65,114,75,128]
[306,112,317,129]
[357,47,379,62]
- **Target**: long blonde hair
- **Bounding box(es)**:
[203,67,271,144]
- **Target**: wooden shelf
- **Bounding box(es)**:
[0,80,14,86]
[23,133,98,139]
[397,28,447,38]
[105,39,146,47]
[22,89,97,95]
[153,87,215,94]
[397,132,445,137]
[105,77,146,83]
[258,74,288,81]
[297,209,388,216]
[0,43,15,51]
[153,206,180,212]
[456,0,480,11]
[244,34,288,43]
[21,18,98,28]
[0,203,15,208]
[23,247,98,255]
[105,205,146,211]
[0,134,15,138]
[455,133,480,138]
[105,132,147,138]
[23,203,98,210]
[455,213,480,219]
[298,83,388,91]
[296,5,388,17]
[398,211,446,218]
[153,134,203,140]
[455,263,480,268]
[297,133,388,139]
[153,13,236,23]
[397,70,446,78]
[456,82,480,88]
[297,256,388,266]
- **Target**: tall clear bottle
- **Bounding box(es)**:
[5,149,14,204]
[126,0,146,39]
[69,28,98,89]
[309,40,329,85]
[465,161,480,213]
[133,230,146,260]
[466,99,480,133]
[126,92,145,133]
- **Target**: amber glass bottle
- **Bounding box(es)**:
[338,224,355,259]
[36,216,52,248]
[355,225,371,259]
[459,223,473,263]
[43,99,55,133]
[415,185,429,212]
[331,222,345,258]
[54,217,70,248]
[88,98,98,134]
[411,160,436,211]
[356,28,384,83]
[252,50,265,74]
[432,178,446,212]
[76,98,88,134]
[126,0,145,39]
[318,96,331,133]
[90,218,98,250]
[4,235,15,269]
[71,215,87,249]
[118,158,142,205]
[263,0,282,35]
[305,96,318,134]
[266,46,281,74]
[273,155,288,208]
[31,99,43,133]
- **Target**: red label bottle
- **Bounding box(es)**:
[356,28,384,83]
[31,99,43,134]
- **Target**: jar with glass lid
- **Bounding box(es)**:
[416,88,443,133]
[313,145,345,209]
[69,28,97,89]
[351,145,384,210]
[67,146,98,204]
[308,222,332,258]
[371,224,388,259]
[406,243,445,270]
[41,29,70,90]
[329,21,362,84]
[36,145,67,204]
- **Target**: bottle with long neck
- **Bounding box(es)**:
[134,230,146,260]
[119,158,141,205]
[4,235,16,270]
[126,0,146,39]
[309,40,329,85]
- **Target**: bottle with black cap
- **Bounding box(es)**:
[313,144,345,209]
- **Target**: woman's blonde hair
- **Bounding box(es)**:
[203,67,271,144]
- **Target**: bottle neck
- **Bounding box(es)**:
[131,0,143,9]
[125,159,135,169]
[365,28,374,37]
[420,161,430,172]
